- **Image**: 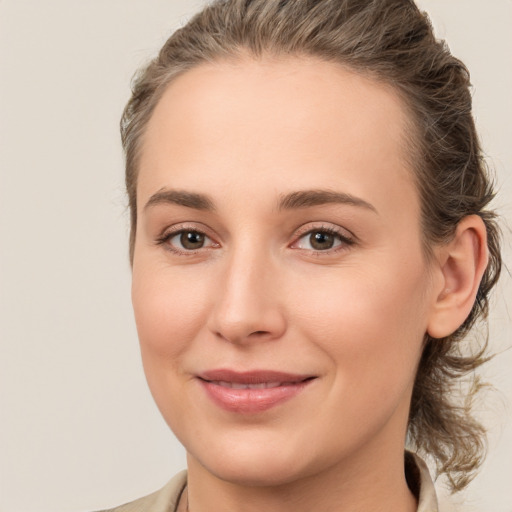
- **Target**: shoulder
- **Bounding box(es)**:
[96,470,187,512]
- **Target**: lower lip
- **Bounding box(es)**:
[199,379,313,414]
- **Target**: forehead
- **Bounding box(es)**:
[138,56,418,219]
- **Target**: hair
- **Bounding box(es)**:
[120,0,501,492]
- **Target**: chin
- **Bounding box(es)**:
[201,455,310,487]
[185,429,327,488]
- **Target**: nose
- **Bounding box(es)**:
[208,246,287,345]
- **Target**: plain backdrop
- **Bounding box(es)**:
[0,1,511,511]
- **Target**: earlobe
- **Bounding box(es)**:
[427,215,488,339]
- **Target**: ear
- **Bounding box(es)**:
[427,215,489,339]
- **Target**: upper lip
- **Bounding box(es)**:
[198,369,315,385]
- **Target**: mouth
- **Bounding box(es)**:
[209,381,298,389]
[197,370,316,414]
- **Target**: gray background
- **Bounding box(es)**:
[0,1,511,511]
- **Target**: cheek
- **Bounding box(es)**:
[288,263,430,446]
[290,258,430,381]
[131,262,210,361]
[130,262,215,429]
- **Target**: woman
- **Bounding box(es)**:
[104,0,501,510]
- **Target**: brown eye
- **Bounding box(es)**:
[293,228,353,253]
[160,227,218,254]
[179,231,205,250]
[309,231,335,250]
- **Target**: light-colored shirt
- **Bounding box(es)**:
[99,452,438,512]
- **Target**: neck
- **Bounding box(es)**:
[185,442,417,512]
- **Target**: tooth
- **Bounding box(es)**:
[212,381,288,389]
[230,382,248,389]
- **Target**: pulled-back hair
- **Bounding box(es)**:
[121,0,501,491]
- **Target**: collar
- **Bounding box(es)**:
[406,451,439,512]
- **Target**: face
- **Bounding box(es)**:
[132,57,438,486]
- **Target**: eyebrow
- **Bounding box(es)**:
[278,189,378,214]
[144,189,215,212]
[143,187,377,214]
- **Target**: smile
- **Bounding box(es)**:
[197,370,316,414]
[213,381,295,389]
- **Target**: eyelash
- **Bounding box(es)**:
[291,225,355,254]
[155,224,218,255]
[155,224,355,256]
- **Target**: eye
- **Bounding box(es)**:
[157,228,218,253]
[171,230,207,250]
[293,228,353,252]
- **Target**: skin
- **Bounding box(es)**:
[131,57,487,512]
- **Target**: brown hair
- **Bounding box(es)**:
[121,0,501,491]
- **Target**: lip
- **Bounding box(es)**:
[197,369,316,414]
